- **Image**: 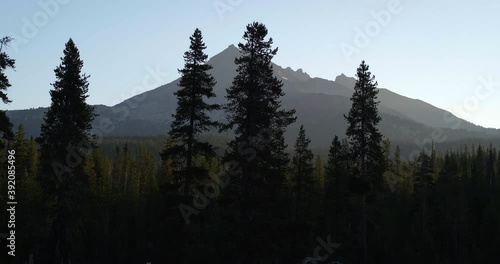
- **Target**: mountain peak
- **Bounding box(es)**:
[274,65,311,82]
[224,44,239,52]
[335,73,356,89]
[209,44,241,65]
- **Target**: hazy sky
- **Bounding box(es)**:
[1,0,500,128]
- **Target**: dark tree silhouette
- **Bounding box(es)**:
[222,21,295,262]
[290,125,316,257]
[324,135,352,246]
[344,60,385,264]
[291,125,315,211]
[0,36,15,146]
[36,38,96,264]
[160,28,220,196]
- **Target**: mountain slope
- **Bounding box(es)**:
[7,44,500,151]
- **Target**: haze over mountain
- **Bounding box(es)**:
[7,44,500,156]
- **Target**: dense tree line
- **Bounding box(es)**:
[0,23,500,264]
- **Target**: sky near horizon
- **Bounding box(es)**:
[1,0,500,128]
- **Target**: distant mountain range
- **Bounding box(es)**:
[7,44,500,157]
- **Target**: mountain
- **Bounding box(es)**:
[7,44,500,156]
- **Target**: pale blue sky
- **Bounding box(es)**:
[1,0,499,128]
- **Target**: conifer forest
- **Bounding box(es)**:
[1,21,500,264]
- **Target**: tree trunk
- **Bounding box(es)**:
[361,193,367,264]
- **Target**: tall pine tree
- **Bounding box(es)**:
[222,22,295,262]
[36,38,96,264]
[291,125,315,213]
[344,60,385,264]
[14,124,29,181]
[160,28,220,197]
[290,125,316,259]
[325,135,352,244]
[314,154,325,188]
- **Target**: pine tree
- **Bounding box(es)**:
[266,124,291,199]
[291,125,315,209]
[0,36,15,146]
[160,28,220,197]
[221,22,295,262]
[223,21,295,213]
[383,138,392,170]
[159,137,175,188]
[487,144,496,199]
[121,143,136,197]
[393,145,410,193]
[36,38,96,264]
[290,125,317,259]
[344,60,385,264]
[314,154,325,188]
[26,137,40,186]
[86,147,111,199]
[325,136,352,245]
[326,136,350,186]
[112,145,124,194]
[138,145,158,194]
[413,149,437,259]
[394,145,401,174]
[84,147,112,260]
[14,124,29,182]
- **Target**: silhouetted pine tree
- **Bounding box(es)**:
[160,28,220,197]
[0,36,15,146]
[290,125,316,258]
[14,124,29,181]
[314,154,325,188]
[221,22,295,262]
[157,29,221,262]
[344,60,385,264]
[36,38,96,264]
[84,147,112,260]
[323,135,353,260]
[394,145,402,175]
[291,125,315,212]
